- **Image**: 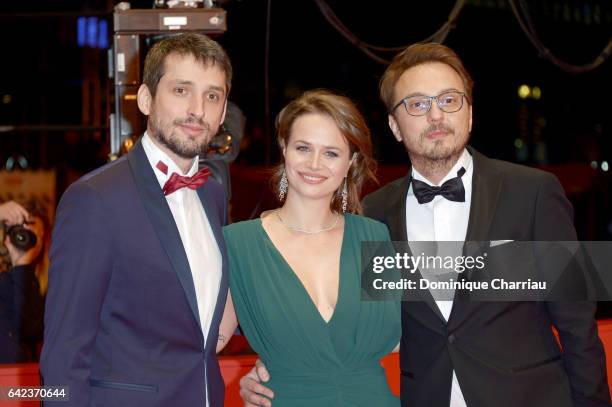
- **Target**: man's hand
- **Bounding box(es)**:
[240,359,274,407]
[0,201,30,226]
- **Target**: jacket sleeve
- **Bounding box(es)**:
[10,264,44,350]
[40,182,115,406]
[362,191,384,222]
[536,173,611,406]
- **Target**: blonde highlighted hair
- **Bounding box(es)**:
[380,43,474,112]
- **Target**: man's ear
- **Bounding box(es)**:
[468,103,473,133]
[137,84,152,116]
[220,98,228,125]
[388,114,403,143]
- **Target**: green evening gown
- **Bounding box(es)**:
[223,213,400,406]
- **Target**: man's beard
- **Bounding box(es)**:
[418,123,465,160]
[408,123,469,176]
[150,114,212,160]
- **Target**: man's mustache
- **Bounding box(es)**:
[173,117,209,130]
[422,123,454,138]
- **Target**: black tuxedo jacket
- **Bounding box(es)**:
[363,147,610,407]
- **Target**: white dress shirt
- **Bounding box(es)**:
[405,148,473,407]
[142,133,222,406]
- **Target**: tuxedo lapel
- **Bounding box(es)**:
[449,147,503,325]
[196,181,229,350]
[196,182,224,263]
[127,141,203,340]
[386,175,410,242]
[464,147,503,243]
[386,174,446,322]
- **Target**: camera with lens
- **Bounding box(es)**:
[5,224,37,252]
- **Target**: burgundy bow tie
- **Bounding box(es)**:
[156,161,211,196]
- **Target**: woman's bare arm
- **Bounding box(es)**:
[216,290,238,353]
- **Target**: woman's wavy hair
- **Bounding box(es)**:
[271,89,377,214]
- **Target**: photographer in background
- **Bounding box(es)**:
[0,200,45,363]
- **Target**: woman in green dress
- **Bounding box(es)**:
[218,90,400,406]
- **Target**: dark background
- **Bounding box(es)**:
[0,0,610,237]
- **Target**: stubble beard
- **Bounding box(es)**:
[149,111,212,160]
[407,123,469,179]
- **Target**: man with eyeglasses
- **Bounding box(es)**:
[238,43,610,407]
[362,43,610,407]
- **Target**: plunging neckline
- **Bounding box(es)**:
[258,215,348,326]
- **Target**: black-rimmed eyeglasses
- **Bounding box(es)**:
[392,91,468,116]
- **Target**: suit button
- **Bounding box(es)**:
[448,334,456,344]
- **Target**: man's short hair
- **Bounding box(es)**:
[143,33,232,97]
[380,42,474,112]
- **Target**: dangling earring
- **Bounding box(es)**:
[341,177,348,213]
[279,169,288,201]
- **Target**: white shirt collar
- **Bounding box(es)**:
[141,132,199,189]
[410,148,473,188]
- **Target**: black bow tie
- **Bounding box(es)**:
[411,167,466,204]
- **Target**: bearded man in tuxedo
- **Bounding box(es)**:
[42,33,232,406]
